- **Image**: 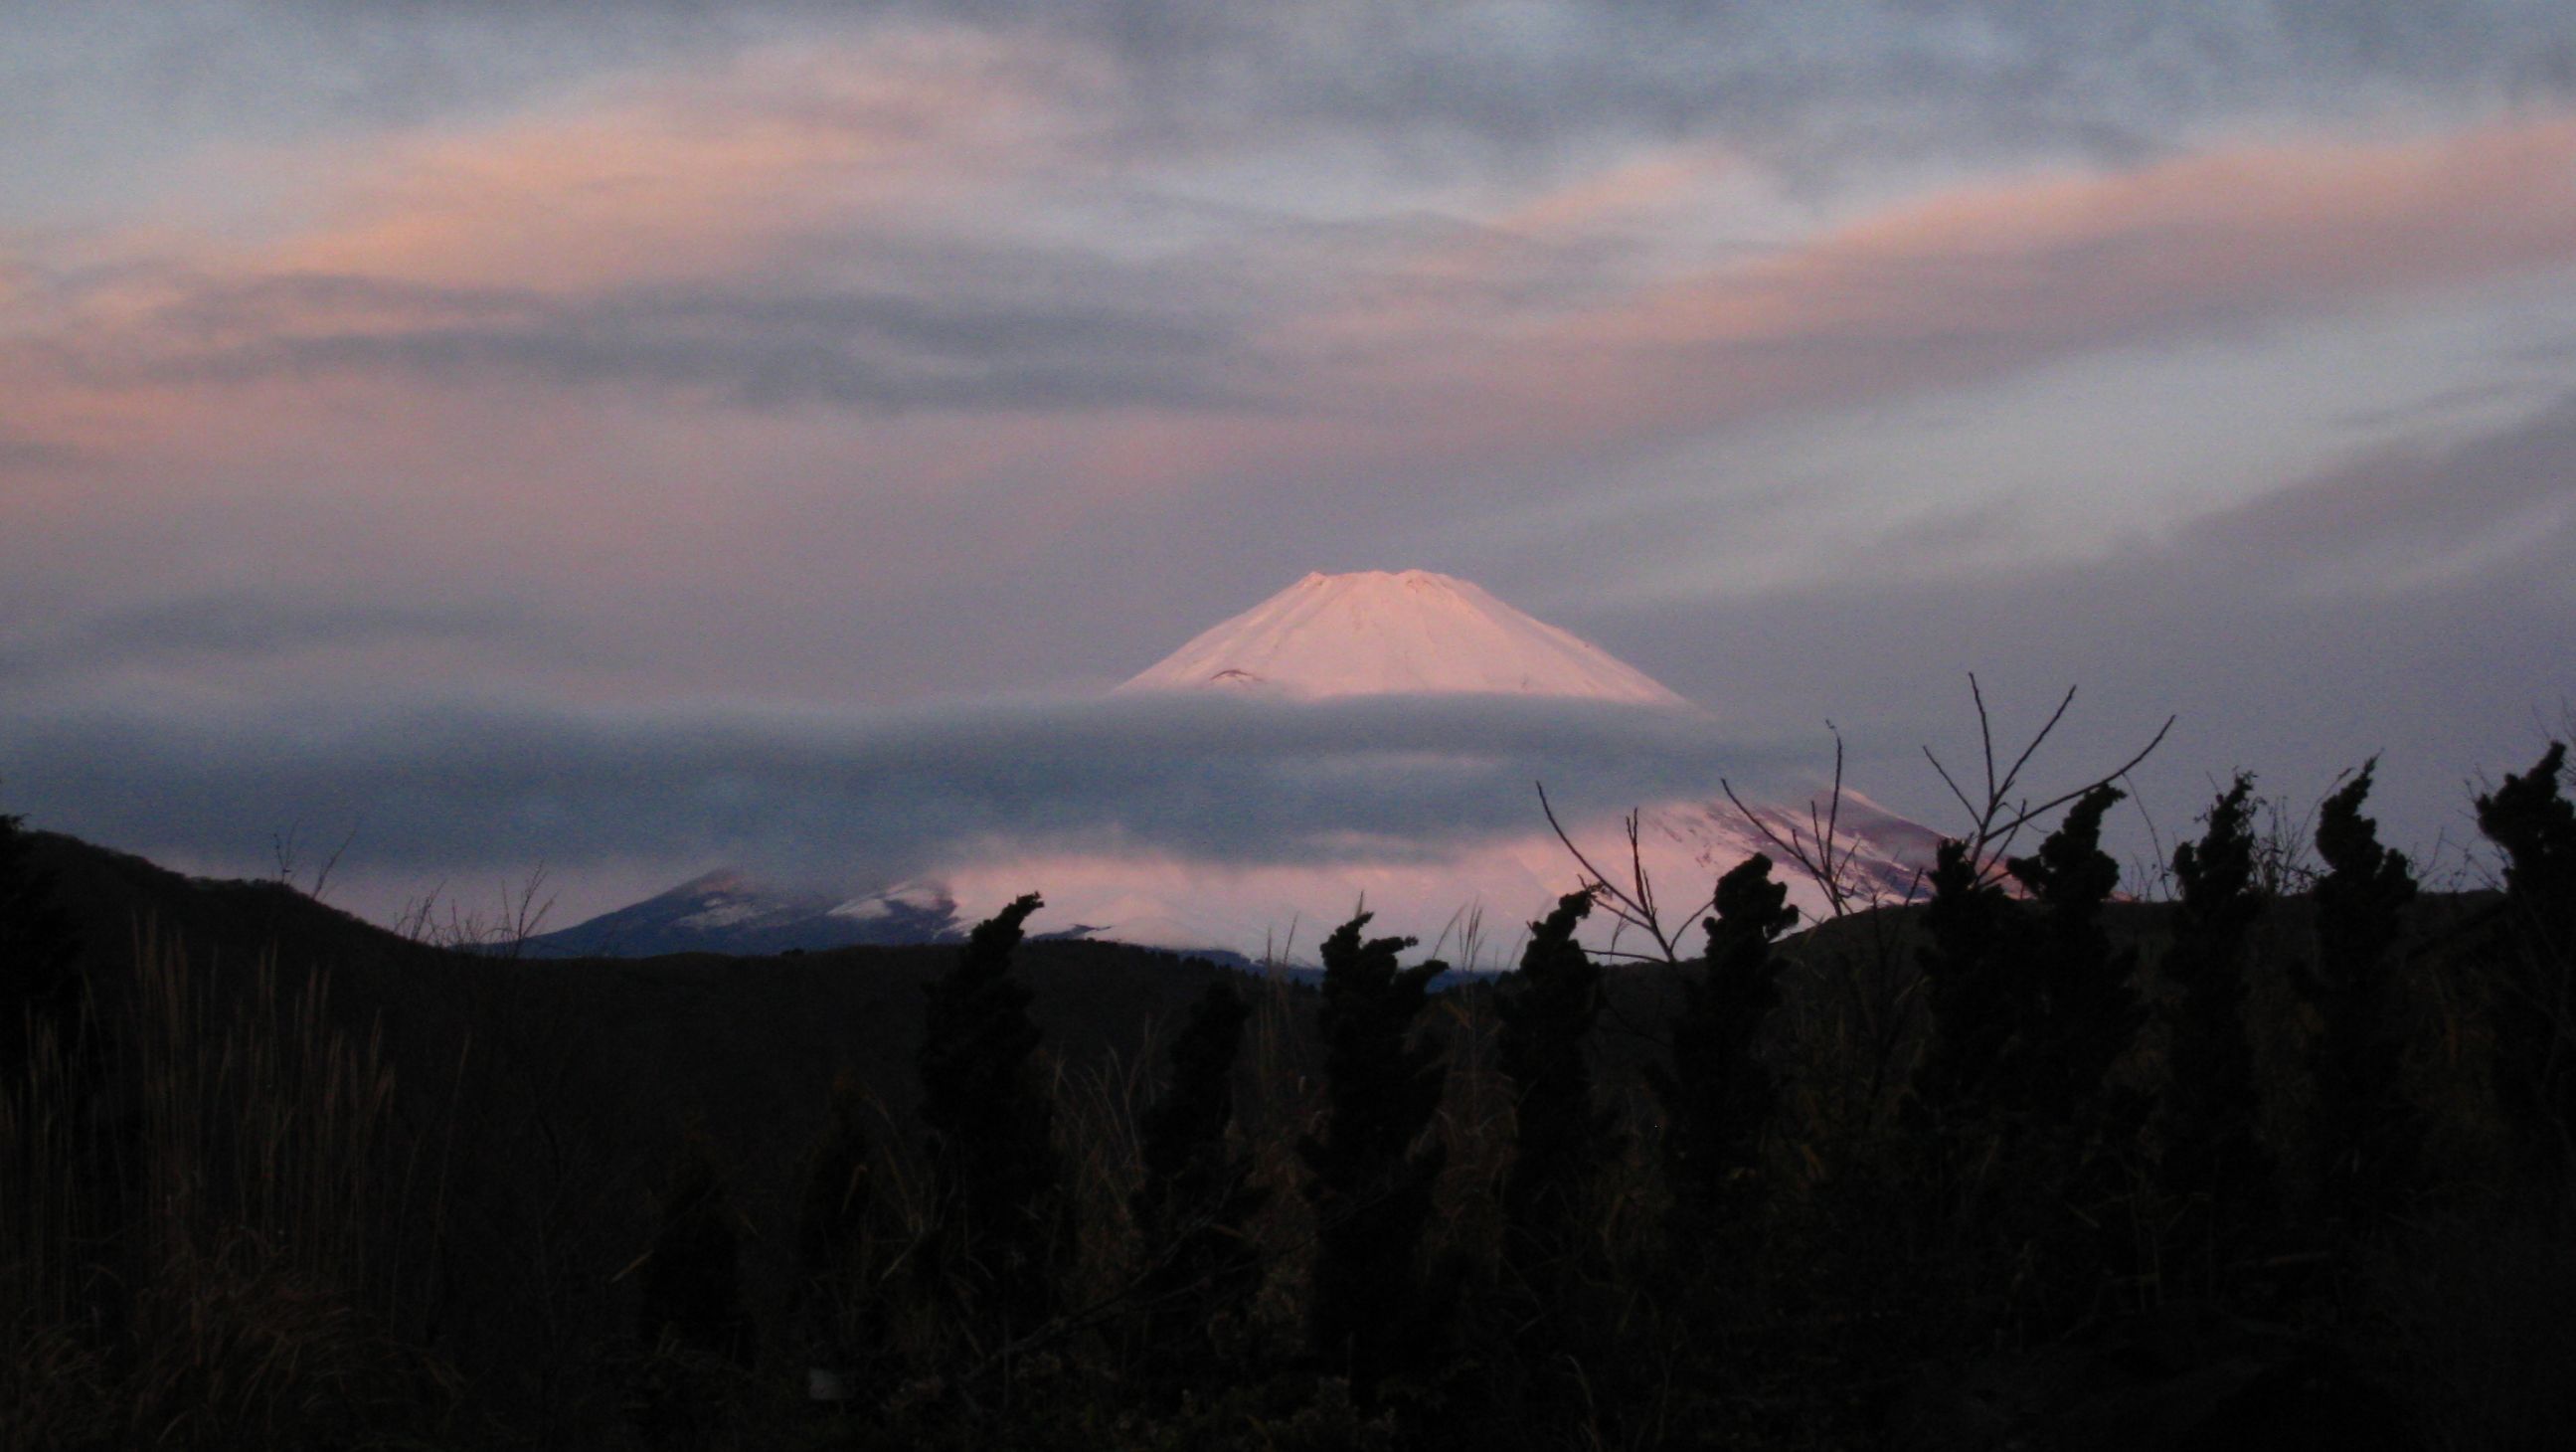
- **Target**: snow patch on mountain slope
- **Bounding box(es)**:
[673,899,785,930]
[827,882,952,922]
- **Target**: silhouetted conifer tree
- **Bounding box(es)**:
[919,893,1062,1338]
[2304,764,2421,1224]
[1912,839,2022,1125]
[1497,890,1615,1285]
[2002,785,2142,1130]
[1129,977,1267,1374]
[2475,742,2576,1196]
[1300,913,1451,1392]
[2154,776,2277,1283]
[1650,856,1796,1244]
[1913,793,2144,1334]
[2009,787,2148,1326]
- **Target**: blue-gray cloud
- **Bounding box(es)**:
[2191,389,2576,563]
[0,591,535,684]
[1585,400,2576,869]
[12,1,2571,207]
[0,434,75,471]
[121,271,1261,414]
[0,693,1805,886]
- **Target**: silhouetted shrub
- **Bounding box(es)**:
[2475,742,2576,1196]
[1650,855,1796,1246]
[2003,784,2142,1132]
[2010,786,2149,1328]
[1129,976,1267,1378]
[1496,889,1615,1287]
[1910,789,2146,1337]
[2302,763,2422,1227]
[1912,839,2022,1127]
[1299,913,1451,1393]
[919,893,1063,1342]
[2154,775,2278,1284]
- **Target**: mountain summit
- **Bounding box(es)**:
[1116,570,1693,708]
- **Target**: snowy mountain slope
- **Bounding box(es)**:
[1116,570,1693,707]
[522,872,966,958]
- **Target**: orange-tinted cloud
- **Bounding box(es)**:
[278,31,1105,291]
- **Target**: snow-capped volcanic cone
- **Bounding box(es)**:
[1116,570,1694,708]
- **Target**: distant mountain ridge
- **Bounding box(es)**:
[520,871,968,959]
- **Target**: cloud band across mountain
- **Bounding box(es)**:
[2,692,1812,889]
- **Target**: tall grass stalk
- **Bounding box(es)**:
[1,923,451,1449]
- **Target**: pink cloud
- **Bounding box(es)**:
[958,114,2576,507]
[1486,114,2576,443]
[277,33,1107,291]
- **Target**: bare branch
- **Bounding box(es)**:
[1922,745,1983,825]
[1991,683,2080,812]
[1973,672,1997,812]
[1537,782,1625,909]
[1976,713,2175,859]
[309,815,363,904]
[1537,782,1688,963]
[1723,777,1847,919]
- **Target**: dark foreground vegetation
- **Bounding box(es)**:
[4,737,2575,1450]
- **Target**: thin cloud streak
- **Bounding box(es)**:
[1427,115,2576,466]
[0,591,536,685]
[2188,388,2576,573]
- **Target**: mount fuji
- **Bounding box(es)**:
[525,571,1940,962]
[1116,570,1693,707]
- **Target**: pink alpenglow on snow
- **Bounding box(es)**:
[1116,570,1697,709]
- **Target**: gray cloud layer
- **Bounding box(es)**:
[1046,0,2576,172]
[12,2,2571,206]
[0,591,535,686]
[1597,400,2576,868]
[0,694,1805,887]
[2191,390,2576,566]
[108,271,1262,415]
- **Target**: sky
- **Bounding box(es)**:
[3,2,2573,932]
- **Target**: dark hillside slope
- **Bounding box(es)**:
[21,830,1258,1422]
[27,830,1246,1126]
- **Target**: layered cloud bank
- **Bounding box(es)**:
[0,693,1822,916]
